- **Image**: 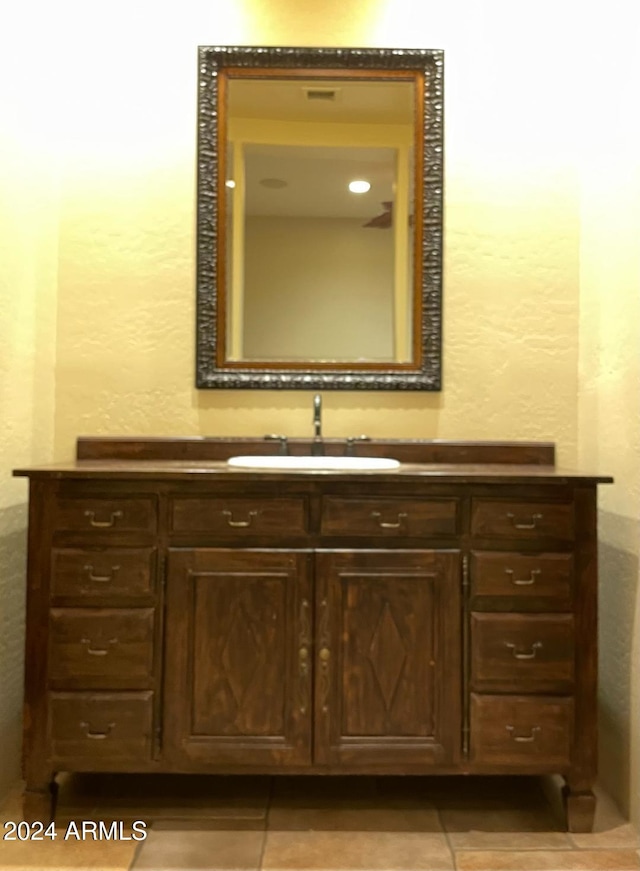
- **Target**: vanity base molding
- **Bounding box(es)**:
[15,439,611,833]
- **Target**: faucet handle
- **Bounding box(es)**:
[264,434,289,455]
[345,435,371,456]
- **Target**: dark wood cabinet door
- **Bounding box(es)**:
[164,548,312,767]
[314,550,461,768]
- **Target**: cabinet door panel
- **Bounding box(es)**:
[315,550,461,768]
[164,549,312,767]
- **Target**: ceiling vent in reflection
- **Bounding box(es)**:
[304,87,339,102]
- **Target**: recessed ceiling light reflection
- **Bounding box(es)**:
[225,179,236,188]
[348,180,371,194]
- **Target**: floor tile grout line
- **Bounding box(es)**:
[128,835,145,871]
[258,776,275,870]
[436,805,458,871]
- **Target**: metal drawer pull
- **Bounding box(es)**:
[83,564,120,583]
[505,568,541,586]
[371,511,408,529]
[80,721,115,740]
[505,641,542,660]
[81,637,118,656]
[507,512,542,530]
[84,509,123,528]
[222,509,258,528]
[506,725,541,743]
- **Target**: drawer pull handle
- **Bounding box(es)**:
[370,511,408,529]
[84,510,123,528]
[505,641,543,660]
[506,725,541,743]
[505,568,541,586]
[81,637,118,656]
[507,512,543,530]
[83,564,120,583]
[80,721,115,740]
[222,509,258,528]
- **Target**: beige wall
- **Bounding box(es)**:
[52,0,580,463]
[0,20,58,798]
[1,0,638,826]
[578,19,640,824]
[243,216,394,361]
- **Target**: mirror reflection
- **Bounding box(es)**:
[223,74,417,365]
[196,46,444,391]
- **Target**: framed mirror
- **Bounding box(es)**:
[196,46,444,390]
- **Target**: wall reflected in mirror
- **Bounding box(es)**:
[223,75,416,364]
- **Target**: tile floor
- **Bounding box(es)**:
[0,774,638,870]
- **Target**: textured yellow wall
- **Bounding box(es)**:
[53,0,580,464]
[0,21,58,797]
[578,21,640,825]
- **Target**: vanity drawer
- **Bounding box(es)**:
[471,613,574,692]
[54,498,156,535]
[321,497,459,537]
[471,552,573,608]
[170,497,307,536]
[51,548,156,602]
[471,500,574,540]
[49,609,155,688]
[470,693,573,768]
[49,691,153,763]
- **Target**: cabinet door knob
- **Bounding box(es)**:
[318,598,331,713]
[506,512,542,530]
[297,598,311,715]
[84,510,123,528]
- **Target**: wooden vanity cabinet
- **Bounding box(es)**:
[14,439,611,833]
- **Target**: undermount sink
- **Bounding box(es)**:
[227,455,400,471]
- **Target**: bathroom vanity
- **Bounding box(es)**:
[14,438,611,831]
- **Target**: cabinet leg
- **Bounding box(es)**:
[562,783,596,833]
[23,778,58,824]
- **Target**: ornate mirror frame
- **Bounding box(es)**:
[196,46,444,390]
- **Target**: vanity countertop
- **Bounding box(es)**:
[13,459,613,485]
[13,438,613,485]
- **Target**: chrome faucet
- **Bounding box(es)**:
[313,394,322,438]
[312,394,323,455]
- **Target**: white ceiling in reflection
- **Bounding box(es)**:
[243,144,396,219]
[228,78,414,125]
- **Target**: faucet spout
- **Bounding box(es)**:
[313,394,322,438]
[312,394,323,455]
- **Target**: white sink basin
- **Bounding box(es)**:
[227,455,400,471]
